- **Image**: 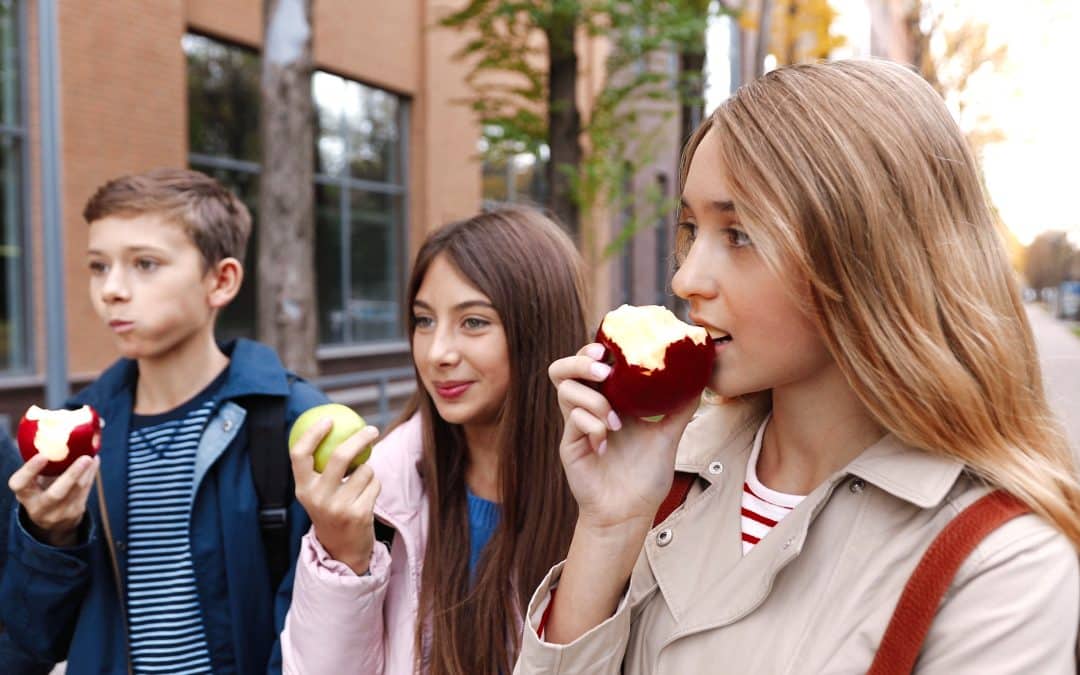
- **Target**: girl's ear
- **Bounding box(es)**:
[206,257,244,309]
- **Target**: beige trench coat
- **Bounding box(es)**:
[514,406,1079,674]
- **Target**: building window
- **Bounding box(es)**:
[0,0,29,373]
[183,33,408,346]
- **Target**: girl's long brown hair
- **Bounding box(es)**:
[680,60,1080,546]
[398,206,587,674]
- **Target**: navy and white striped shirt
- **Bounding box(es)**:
[126,373,225,674]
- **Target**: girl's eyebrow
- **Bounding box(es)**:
[679,197,736,214]
[412,299,495,312]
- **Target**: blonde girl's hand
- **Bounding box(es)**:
[548,343,699,532]
[290,419,382,575]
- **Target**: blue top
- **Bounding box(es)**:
[0,339,327,674]
[466,489,501,579]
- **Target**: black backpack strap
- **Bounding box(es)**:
[374,518,396,550]
[240,386,294,592]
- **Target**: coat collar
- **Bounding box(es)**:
[676,404,966,509]
[638,404,968,639]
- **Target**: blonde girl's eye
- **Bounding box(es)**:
[724,227,752,248]
[88,260,108,275]
[674,221,697,265]
[134,257,160,272]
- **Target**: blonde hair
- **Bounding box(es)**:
[680,60,1080,546]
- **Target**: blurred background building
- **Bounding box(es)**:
[0,0,1077,433]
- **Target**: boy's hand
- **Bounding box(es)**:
[8,453,100,548]
[290,418,382,576]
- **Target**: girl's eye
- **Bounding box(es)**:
[413,315,434,330]
[674,221,697,264]
[463,317,490,330]
[88,261,107,274]
[134,258,159,272]
[725,227,752,248]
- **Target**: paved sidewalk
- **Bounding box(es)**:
[1027,304,1080,458]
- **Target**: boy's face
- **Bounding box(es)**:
[86,214,223,361]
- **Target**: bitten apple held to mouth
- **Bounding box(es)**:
[595,304,716,419]
[17,405,104,477]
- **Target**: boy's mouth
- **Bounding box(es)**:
[109,320,134,333]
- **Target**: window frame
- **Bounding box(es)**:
[184,33,411,350]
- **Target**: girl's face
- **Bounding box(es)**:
[671,128,834,399]
[412,254,511,429]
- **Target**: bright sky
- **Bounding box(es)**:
[705,0,1080,246]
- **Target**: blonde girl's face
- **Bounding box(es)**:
[411,254,511,428]
[671,128,834,398]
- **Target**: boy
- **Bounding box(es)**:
[1,169,326,674]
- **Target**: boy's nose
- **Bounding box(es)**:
[101,268,131,302]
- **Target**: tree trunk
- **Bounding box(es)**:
[546,9,582,239]
[679,50,707,149]
[258,0,318,378]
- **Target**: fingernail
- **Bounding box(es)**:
[607,411,622,431]
[597,440,607,456]
[590,362,612,380]
[584,344,605,361]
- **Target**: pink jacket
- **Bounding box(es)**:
[282,414,430,675]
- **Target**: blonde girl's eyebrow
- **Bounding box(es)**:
[678,197,737,214]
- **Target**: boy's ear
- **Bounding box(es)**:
[206,257,244,309]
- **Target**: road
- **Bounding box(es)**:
[1028,304,1080,457]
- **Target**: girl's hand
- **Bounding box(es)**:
[290,419,382,575]
[549,343,699,532]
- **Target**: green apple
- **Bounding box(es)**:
[288,403,372,473]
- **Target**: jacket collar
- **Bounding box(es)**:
[677,404,965,510]
[368,413,425,527]
[70,338,292,412]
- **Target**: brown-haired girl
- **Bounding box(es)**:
[282,205,588,674]
[516,60,1080,673]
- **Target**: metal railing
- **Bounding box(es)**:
[312,366,416,429]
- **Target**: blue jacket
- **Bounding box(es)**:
[0,430,56,675]
[0,339,326,674]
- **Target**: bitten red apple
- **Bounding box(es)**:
[596,304,715,418]
[17,405,103,477]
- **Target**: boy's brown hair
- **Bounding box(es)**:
[83,168,252,268]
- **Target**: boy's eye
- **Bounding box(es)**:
[134,258,159,272]
[463,317,490,330]
[88,261,108,274]
[724,227,752,248]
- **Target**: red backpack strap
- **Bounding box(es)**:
[868,490,1030,675]
[537,471,698,638]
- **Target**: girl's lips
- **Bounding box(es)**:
[435,382,472,399]
[714,336,732,353]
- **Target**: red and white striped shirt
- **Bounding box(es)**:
[742,416,806,555]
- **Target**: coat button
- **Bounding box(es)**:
[708,461,724,475]
[850,478,866,494]
[223,419,234,432]
[657,529,673,546]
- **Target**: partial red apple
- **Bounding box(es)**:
[17,405,103,477]
[596,304,715,419]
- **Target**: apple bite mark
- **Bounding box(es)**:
[596,305,716,419]
[17,404,103,476]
